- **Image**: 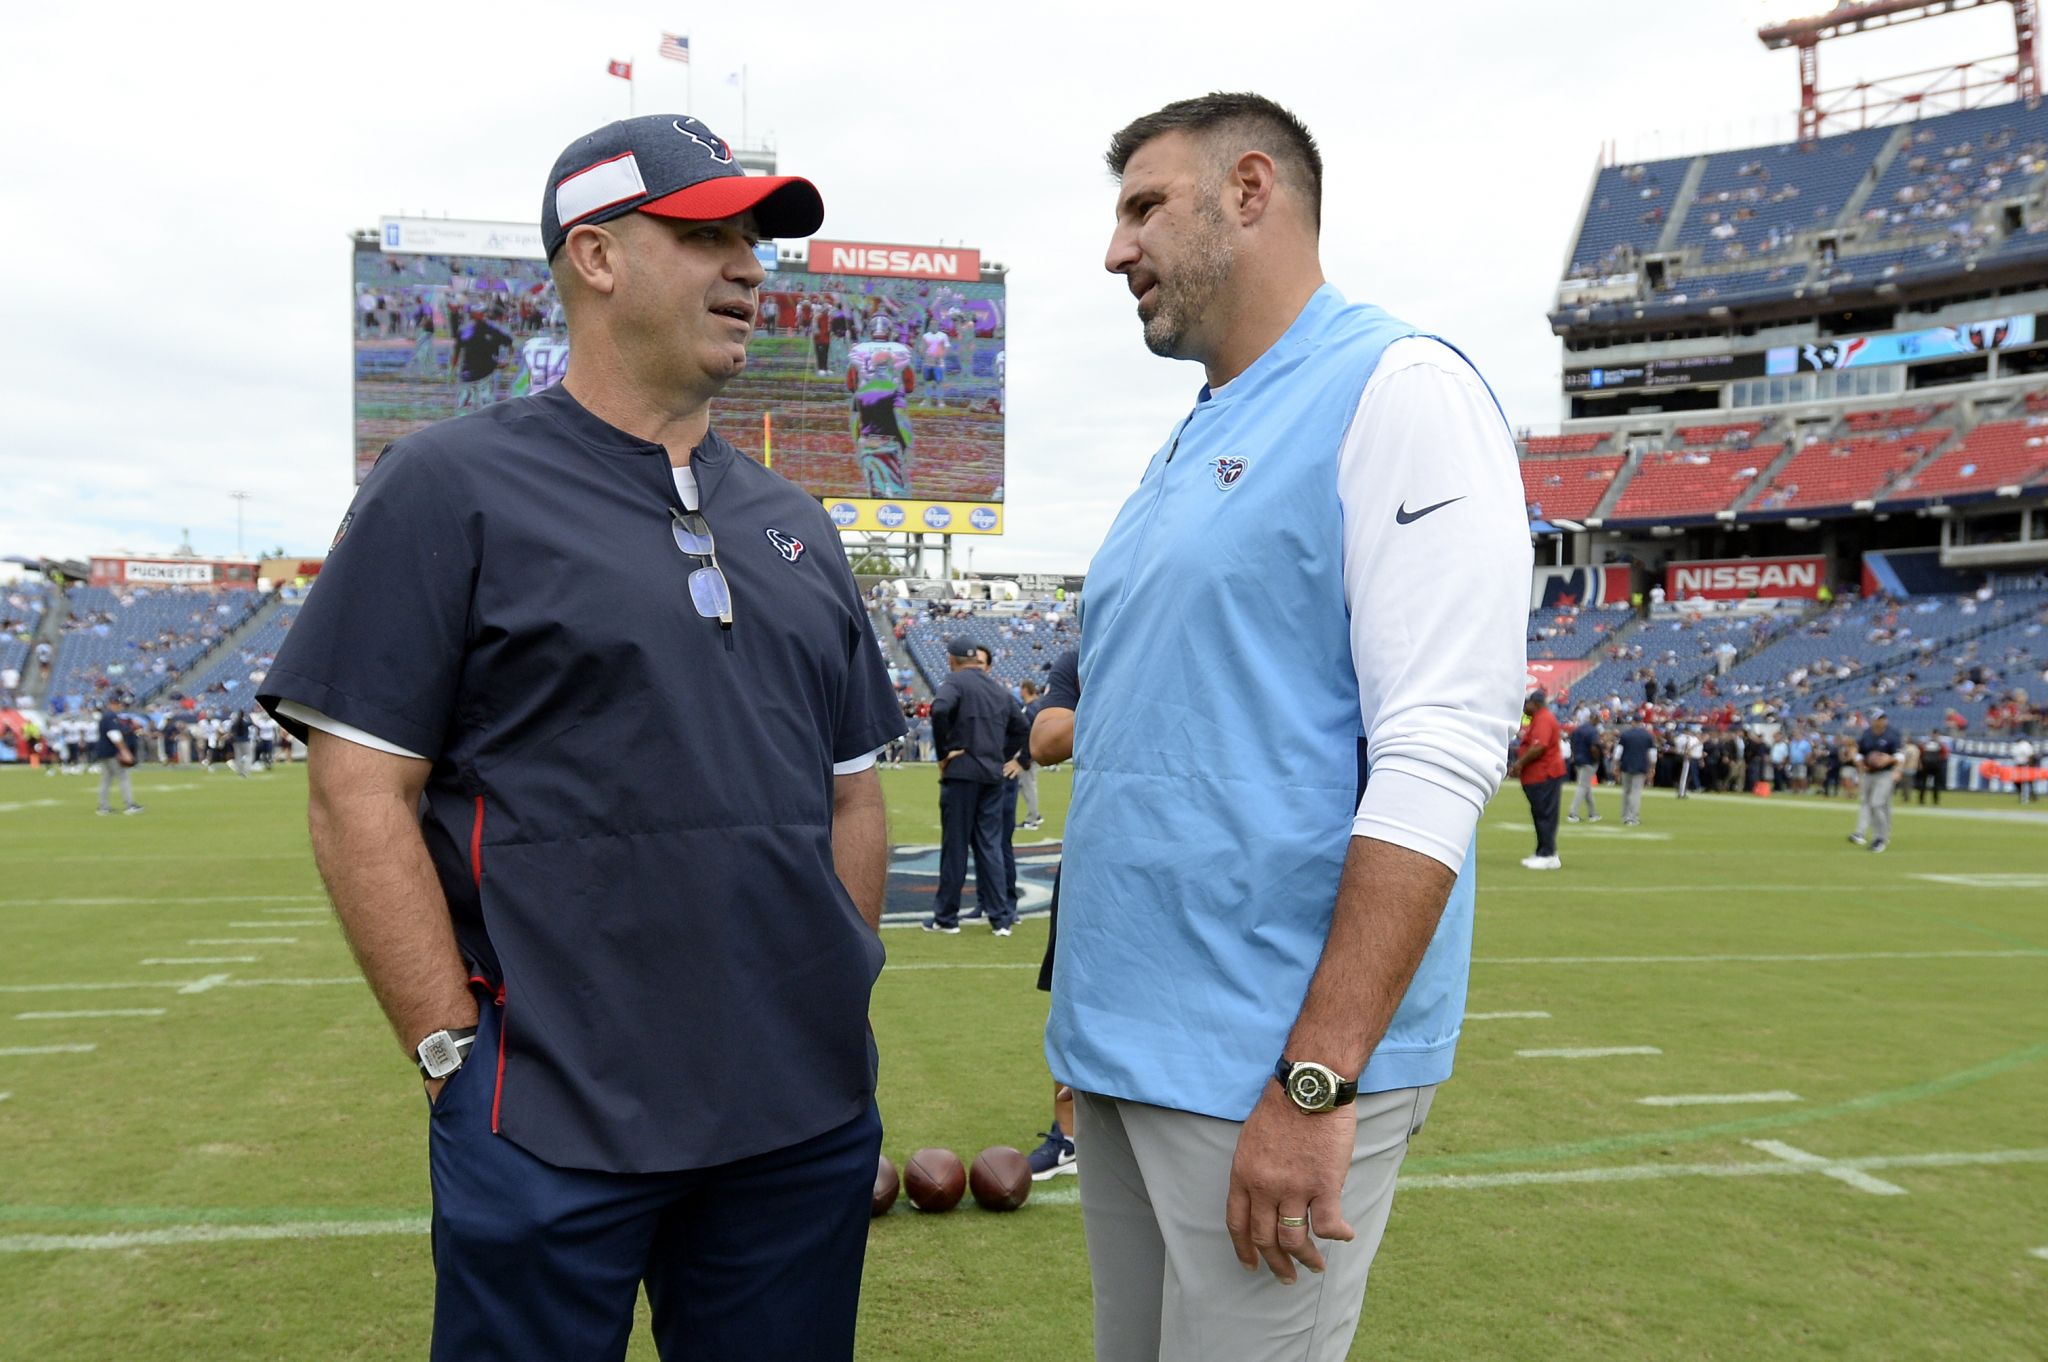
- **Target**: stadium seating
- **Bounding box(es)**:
[1749,431,1939,513]
[46,586,263,709]
[1526,605,1630,660]
[2,582,51,682]
[1520,454,1624,521]
[1885,417,2048,502]
[1609,449,1769,522]
[1563,610,1794,708]
[899,609,1077,692]
[174,603,301,706]
[1566,156,1695,277]
[1677,421,1764,448]
[1521,432,1608,456]
[1860,106,2048,241]
[1674,127,1897,264]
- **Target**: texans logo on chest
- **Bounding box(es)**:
[765,527,805,561]
[1211,456,1249,490]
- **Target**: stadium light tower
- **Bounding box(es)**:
[229,490,249,557]
[1758,0,2039,140]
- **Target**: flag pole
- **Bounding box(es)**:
[629,65,637,117]
[688,48,694,114]
[742,65,749,146]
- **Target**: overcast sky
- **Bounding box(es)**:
[0,1,2022,572]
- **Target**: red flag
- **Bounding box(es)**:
[607,59,632,80]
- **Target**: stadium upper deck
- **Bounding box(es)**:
[1559,100,2048,332]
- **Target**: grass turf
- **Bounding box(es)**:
[0,762,2042,1359]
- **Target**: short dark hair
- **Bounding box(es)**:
[1106,92,1323,230]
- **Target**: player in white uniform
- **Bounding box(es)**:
[918,328,952,406]
[847,317,918,497]
[515,334,572,397]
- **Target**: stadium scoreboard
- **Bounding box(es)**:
[351,219,1005,535]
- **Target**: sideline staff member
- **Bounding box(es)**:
[1049,93,1527,1362]
[926,637,1028,934]
[259,115,904,1361]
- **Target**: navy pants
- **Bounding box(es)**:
[1000,776,1021,906]
[428,1002,881,1362]
[1524,775,1564,857]
[934,778,1013,928]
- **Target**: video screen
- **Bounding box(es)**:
[352,241,1006,508]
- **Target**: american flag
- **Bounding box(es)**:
[659,32,690,63]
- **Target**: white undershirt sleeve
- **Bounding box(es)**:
[1341,337,1532,870]
[274,700,428,761]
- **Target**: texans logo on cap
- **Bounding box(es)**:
[765,528,804,562]
[1212,456,1249,490]
[672,117,733,163]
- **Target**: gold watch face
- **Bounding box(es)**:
[1287,1064,1337,1111]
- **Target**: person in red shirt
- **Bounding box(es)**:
[1507,688,1567,870]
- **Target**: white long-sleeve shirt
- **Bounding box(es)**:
[1338,337,1532,870]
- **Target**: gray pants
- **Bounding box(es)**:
[1017,763,1040,822]
[1569,763,1600,820]
[1075,1084,1433,1362]
[97,763,133,811]
[1855,769,1896,842]
[1620,771,1647,823]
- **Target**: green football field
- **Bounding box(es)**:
[1,762,2043,1360]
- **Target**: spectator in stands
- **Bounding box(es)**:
[1509,691,1566,869]
[1850,710,1901,852]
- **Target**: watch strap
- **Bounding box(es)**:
[1274,1058,1359,1108]
[416,1026,478,1080]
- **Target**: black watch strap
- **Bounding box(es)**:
[1274,1058,1358,1108]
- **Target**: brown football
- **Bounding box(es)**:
[872,1154,900,1218]
[903,1147,966,1213]
[969,1146,1033,1212]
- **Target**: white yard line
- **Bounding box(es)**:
[1746,1139,1908,1195]
[0,1044,97,1057]
[178,974,233,995]
[1911,873,2048,889]
[13,1009,165,1021]
[2029,1247,2048,1262]
[1466,1011,1552,1021]
[226,921,322,929]
[4,895,327,909]
[139,957,257,966]
[1478,949,2045,965]
[187,938,298,945]
[1516,1046,1663,1059]
[0,1218,432,1253]
[17,1148,2043,1247]
[1398,1147,2048,1192]
[222,977,362,988]
[1638,1091,1802,1107]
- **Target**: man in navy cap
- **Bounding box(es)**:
[925,636,1028,934]
[259,114,904,1361]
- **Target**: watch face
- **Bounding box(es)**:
[418,1033,458,1077]
[1287,1066,1335,1111]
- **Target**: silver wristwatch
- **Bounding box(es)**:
[416,1027,477,1081]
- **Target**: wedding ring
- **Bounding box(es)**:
[1277,1214,1308,1228]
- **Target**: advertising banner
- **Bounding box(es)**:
[1665,555,1826,600]
[823,499,1002,536]
[379,217,546,261]
[807,240,981,281]
[1530,564,1633,610]
[124,561,215,585]
[1767,314,2036,374]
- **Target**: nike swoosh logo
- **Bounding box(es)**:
[1395,496,1466,525]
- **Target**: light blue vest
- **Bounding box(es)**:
[1045,285,1487,1121]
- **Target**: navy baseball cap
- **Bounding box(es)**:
[541,114,824,259]
[946,637,979,659]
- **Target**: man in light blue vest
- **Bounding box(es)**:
[1046,93,1529,1361]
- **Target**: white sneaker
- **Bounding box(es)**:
[1520,855,1546,869]
[1540,855,1562,869]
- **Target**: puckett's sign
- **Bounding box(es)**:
[807,239,981,282]
[1665,555,1826,600]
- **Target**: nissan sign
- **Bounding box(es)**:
[1665,555,1826,600]
[808,239,981,282]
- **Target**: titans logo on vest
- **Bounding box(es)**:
[1211,456,1249,490]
